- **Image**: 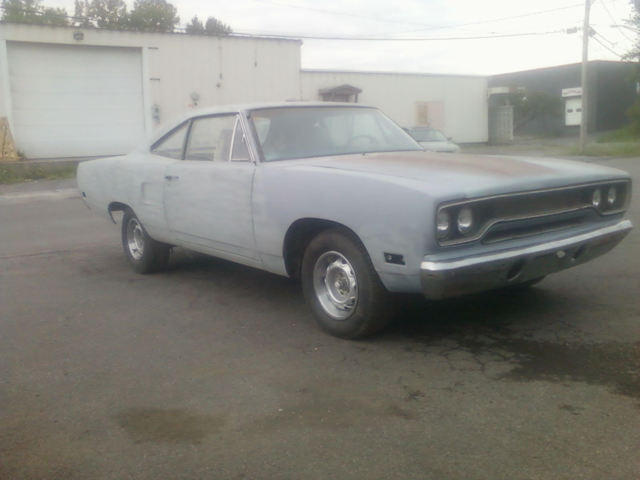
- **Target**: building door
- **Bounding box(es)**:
[565,97,582,126]
[488,105,514,144]
[415,101,445,130]
[7,42,145,158]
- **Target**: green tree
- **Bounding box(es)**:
[73,0,92,27]
[74,0,128,29]
[626,3,640,60]
[204,16,231,35]
[625,1,640,134]
[185,14,204,34]
[88,0,127,29]
[186,15,231,35]
[2,0,41,22]
[1,0,69,26]
[128,0,178,33]
[40,5,68,25]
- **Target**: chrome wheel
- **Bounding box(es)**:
[312,251,358,320]
[126,217,145,261]
[121,209,170,274]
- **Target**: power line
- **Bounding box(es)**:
[598,0,635,42]
[592,30,625,56]
[249,0,443,29]
[0,1,590,42]
[250,0,585,35]
[599,0,619,24]
[593,36,624,56]
[0,3,583,43]
[229,28,575,42]
[0,5,580,42]
[393,3,585,35]
[593,28,618,47]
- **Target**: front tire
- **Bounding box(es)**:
[121,209,170,274]
[301,228,393,339]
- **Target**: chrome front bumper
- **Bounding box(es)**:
[420,219,633,300]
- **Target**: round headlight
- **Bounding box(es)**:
[607,186,617,206]
[592,189,602,208]
[457,207,473,234]
[436,210,450,240]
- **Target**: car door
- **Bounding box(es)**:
[163,113,258,261]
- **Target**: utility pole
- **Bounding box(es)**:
[579,0,591,153]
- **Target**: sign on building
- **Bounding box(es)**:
[562,87,582,97]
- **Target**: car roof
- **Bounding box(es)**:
[186,101,374,117]
[147,102,378,148]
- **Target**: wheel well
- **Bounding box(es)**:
[107,202,130,223]
[283,218,362,279]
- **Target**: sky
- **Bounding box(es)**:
[46,0,637,75]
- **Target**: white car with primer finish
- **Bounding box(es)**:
[406,126,460,153]
[77,103,633,338]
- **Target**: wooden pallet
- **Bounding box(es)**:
[0,117,19,162]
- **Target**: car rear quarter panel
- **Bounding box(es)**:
[77,154,174,242]
[77,156,124,221]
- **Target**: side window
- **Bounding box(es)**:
[252,116,271,144]
[231,120,251,162]
[151,122,188,159]
[185,115,236,162]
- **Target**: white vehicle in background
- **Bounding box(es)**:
[406,126,460,153]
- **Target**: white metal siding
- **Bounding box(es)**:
[146,36,301,125]
[301,71,488,143]
[7,42,145,158]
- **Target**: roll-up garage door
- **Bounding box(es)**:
[7,42,145,158]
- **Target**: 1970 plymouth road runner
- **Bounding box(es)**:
[77,103,633,338]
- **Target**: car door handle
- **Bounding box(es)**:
[164,175,179,181]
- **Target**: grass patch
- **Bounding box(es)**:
[0,163,77,184]
[566,141,640,157]
[596,126,640,143]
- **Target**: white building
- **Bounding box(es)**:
[301,70,488,144]
[0,24,489,159]
[0,24,301,158]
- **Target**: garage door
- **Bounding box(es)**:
[7,42,145,158]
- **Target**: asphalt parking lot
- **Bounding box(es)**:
[1,157,639,480]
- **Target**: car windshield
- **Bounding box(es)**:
[249,106,421,161]
[410,128,448,142]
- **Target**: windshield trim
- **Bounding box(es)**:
[247,105,422,162]
[257,148,424,163]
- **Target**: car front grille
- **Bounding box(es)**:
[437,180,631,246]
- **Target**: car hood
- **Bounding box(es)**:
[277,151,629,200]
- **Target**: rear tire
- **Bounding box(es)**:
[301,228,393,339]
[121,208,170,274]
